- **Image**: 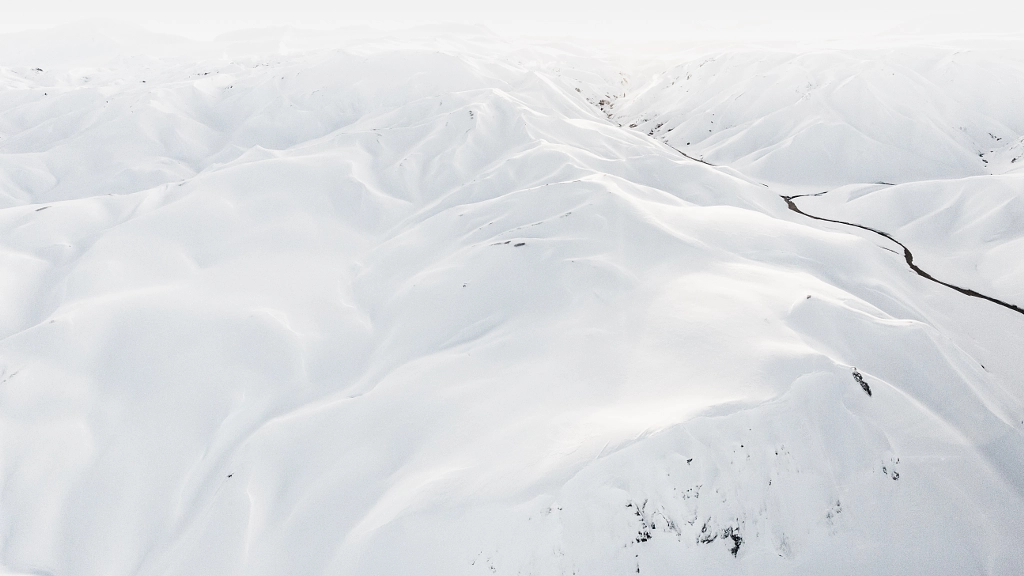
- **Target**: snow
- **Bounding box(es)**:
[1,25,1023,576]
[795,176,1024,304]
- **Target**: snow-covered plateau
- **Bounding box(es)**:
[1,25,1024,576]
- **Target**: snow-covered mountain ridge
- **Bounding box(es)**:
[1,28,1023,575]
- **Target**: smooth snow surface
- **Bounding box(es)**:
[2,27,1024,576]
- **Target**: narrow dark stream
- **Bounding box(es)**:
[782,194,1024,317]
[662,136,1023,317]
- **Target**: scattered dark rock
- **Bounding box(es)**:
[514,242,525,247]
[723,527,743,557]
[698,523,717,544]
[852,369,871,396]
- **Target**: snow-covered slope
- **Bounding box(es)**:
[794,176,1024,306]
[1,27,1023,576]
[613,46,1024,188]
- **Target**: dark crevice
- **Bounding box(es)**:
[781,194,1024,317]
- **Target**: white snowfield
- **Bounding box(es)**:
[1,25,1023,576]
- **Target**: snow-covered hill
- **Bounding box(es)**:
[1,26,1023,576]
[613,46,1024,188]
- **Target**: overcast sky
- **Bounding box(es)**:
[3,0,1021,40]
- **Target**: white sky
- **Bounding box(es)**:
[2,0,1022,41]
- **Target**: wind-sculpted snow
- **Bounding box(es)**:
[614,47,1024,188]
[1,29,1023,576]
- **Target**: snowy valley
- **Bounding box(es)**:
[1,26,1023,575]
